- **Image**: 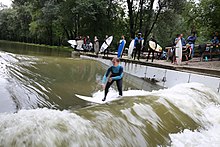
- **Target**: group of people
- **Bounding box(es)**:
[74,33,161,62]
[171,32,197,65]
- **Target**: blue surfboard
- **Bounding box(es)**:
[117,40,125,58]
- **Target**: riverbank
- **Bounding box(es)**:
[0,40,73,52]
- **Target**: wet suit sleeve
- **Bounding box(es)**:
[102,67,111,84]
[111,66,123,81]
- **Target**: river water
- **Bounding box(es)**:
[0,43,220,146]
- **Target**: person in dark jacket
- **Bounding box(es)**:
[133,33,143,60]
[187,32,197,58]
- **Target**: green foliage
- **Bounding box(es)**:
[0,0,218,48]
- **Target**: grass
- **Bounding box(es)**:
[0,40,73,52]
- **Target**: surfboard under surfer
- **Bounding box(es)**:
[101,57,123,101]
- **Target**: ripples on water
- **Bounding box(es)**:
[0,49,220,146]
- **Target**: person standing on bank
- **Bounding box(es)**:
[94,36,99,55]
[187,32,197,58]
[101,57,123,101]
[103,35,110,57]
[175,34,182,65]
[133,33,143,60]
[146,36,157,62]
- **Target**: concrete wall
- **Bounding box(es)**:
[81,56,220,93]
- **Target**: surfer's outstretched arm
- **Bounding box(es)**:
[102,67,111,84]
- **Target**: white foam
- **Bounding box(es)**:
[164,83,220,146]
[170,124,220,147]
[1,83,220,146]
[0,108,111,146]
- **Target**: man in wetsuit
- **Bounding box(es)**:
[102,57,123,101]
[133,33,143,60]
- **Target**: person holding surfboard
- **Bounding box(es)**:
[133,33,143,60]
[117,35,126,58]
[175,34,182,65]
[146,36,157,62]
[103,35,110,57]
[187,32,197,58]
[101,57,123,101]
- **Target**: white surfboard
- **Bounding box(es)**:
[149,41,162,52]
[100,36,113,53]
[76,40,84,51]
[175,39,182,64]
[71,44,75,49]
[75,89,119,104]
[75,94,121,104]
[68,40,77,46]
[128,39,135,58]
[75,89,150,104]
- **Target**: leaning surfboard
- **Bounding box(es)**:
[128,39,135,58]
[149,41,162,52]
[100,36,113,53]
[68,40,77,46]
[76,40,84,51]
[117,40,125,58]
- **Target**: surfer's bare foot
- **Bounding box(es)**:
[102,98,106,101]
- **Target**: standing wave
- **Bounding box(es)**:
[0,83,219,146]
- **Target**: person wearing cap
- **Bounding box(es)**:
[101,57,123,101]
[133,33,143,60]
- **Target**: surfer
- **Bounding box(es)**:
[133,33,143,60]
[101,57,123,101]
[146,36,157,62]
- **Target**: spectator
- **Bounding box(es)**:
[187,32,197,58]
[118,35,126,58]
[94,36,99,55]
[175,34,182,65]
[182,44,192,65]
[133,33,143,60]
[180,34,186,46]
[104,35,109,57]
[146,36,157,62]
[211,36,219,48]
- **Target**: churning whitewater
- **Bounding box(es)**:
[0,83,220,146]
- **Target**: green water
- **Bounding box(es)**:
[0,41,161,112]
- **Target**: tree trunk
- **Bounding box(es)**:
[143,0,155,46]
[139,0,145,33]
[127,0,135,38]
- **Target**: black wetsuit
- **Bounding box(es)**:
[147,38,157,62]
